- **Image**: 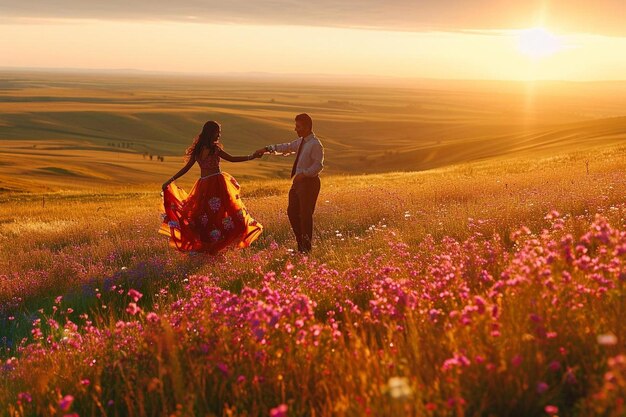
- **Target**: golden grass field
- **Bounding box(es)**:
[1,71,626,416]
[2,142,625,302]
[1,70,625,193]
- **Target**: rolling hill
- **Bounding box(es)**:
[1,70,625,192]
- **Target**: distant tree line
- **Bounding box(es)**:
[107,142,134,148]
[105,142,166,162]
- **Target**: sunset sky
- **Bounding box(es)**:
[1,0,625,81]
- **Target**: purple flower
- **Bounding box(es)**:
[536,382,549,394]
[59,395,74,411]
[222,216,234,230]
[217,363,229,376]
[208,197,221,212]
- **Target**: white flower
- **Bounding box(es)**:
[597,333,618,346]
[387,377,412,400]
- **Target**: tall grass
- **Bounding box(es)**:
[0,145,625,416]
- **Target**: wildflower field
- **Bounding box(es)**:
[1,145,625,416]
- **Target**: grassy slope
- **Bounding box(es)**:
[1,143,624,308]
[0,144,625,415]
[1,71,626,193]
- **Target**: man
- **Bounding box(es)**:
[255,113,324,253]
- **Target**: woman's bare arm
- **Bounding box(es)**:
[162,156,195,190]
[218,149,259,162]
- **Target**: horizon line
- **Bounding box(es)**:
[1,65,625,84]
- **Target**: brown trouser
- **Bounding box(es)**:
[287,176,321,253]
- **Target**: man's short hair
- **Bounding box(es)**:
[295,113,313,130]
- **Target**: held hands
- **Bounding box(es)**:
[253,145,275,158]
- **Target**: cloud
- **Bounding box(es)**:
[0,0,624,36]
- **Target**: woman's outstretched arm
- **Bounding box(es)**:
[218,149,260,162]
[162,156,195,190]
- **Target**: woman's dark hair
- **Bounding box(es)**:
[185,121,223,161]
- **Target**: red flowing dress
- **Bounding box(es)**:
[159,152,263,254]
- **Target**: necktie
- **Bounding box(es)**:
[290,139,304,178]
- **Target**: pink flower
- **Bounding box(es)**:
[548,361,561,372]
[565,368,577,384]
[146,312,160,323]
[59,395,74,411]
[474,296,486,314]
[270,404,288,417]
[17,392,32,403]
[126,302,141,315]
[128,289,143,302]
[511,355,523,367]
[545,405,558,415]
[447,397,466,408]
[544,210,560,220]
[217,363,229,376]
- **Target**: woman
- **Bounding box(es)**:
[159,121,263,254]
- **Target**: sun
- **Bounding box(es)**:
[516,27,564,59]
